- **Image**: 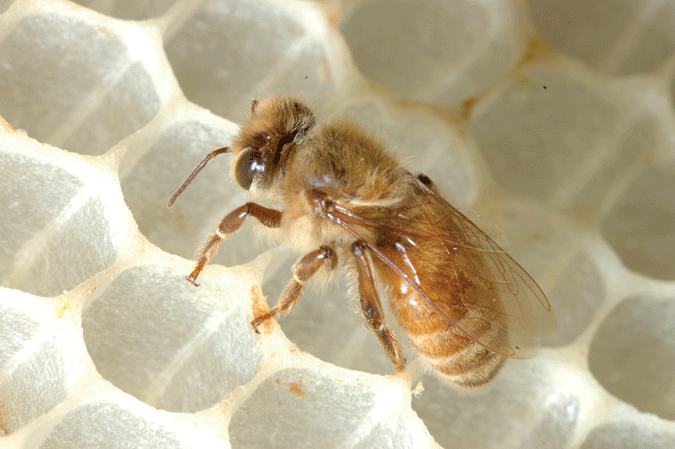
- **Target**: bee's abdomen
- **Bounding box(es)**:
[410,330,505,388]
[397,298,507,388]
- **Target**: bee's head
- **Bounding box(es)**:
[231,96,315,190]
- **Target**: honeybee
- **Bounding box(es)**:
[168,96,556,388]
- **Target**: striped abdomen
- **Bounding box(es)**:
[376,248,509,388]
[395,296,506,387]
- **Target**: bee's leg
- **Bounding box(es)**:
[251,245,337,331]
[352,241,406,372]
[417,173,433,187]
[187,203,282,285]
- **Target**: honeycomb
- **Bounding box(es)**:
[1,0,675,447]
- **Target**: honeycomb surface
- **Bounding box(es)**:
[1,0,675,448]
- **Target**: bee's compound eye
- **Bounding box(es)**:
[235,149,265,190]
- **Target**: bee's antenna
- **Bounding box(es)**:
[167,147,230,207]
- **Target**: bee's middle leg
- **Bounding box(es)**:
[187,202,282,285]
[251,245,337,330]
[352,241,405,372]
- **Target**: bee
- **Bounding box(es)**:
[168,96,556,388]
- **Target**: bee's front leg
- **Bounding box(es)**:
[187,203,282,285]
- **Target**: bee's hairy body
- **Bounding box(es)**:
[170,96,555,389]
[281,118,506,386]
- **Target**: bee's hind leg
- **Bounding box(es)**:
[251,245,337,331]
[352,241,406,372]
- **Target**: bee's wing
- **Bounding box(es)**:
[441,203,555,358]
[403,182,556,358]
[328,178,556,359]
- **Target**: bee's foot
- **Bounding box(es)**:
[185,273,200,286]
[250,311,277,332]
